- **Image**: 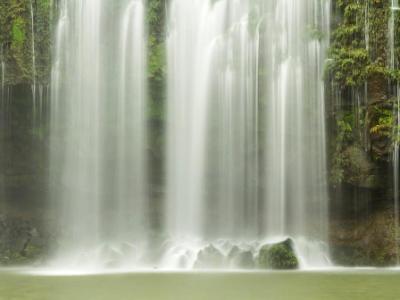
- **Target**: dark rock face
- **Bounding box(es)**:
[341,145,379,189]
[258,239,299,270]
[0,215,49,265]
[330,208,398,267]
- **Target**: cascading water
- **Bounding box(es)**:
[165,0,261,268]
[46,0,331,271]
[166,0,219,240]
[165,0,330,268]
[29,0,37,121]
[49,0,148,270]
[389,0,400,264]
[0,45,10,127]
[262,0,331,267]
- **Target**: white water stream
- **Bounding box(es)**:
[49,0,148,270]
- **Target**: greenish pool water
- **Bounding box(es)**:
[1,270,400,300]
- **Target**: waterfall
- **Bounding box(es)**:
[261,0,330,267]
[49,0,148,270]
[29,0,37,121]
[389,0,400,264]
[166,0,260,244]
[1,45,9,127]
[114,0,148,245]
[165,0,330,268]
[47,0,331,271]
[166,0,220,240]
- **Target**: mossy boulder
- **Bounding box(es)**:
[258,239,299,270]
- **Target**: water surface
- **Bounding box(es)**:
[1,270,399,300]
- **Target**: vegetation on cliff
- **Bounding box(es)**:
[0,0,52,86]
[328,0,399,187]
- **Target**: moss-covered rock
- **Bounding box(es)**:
[258,239,299,270]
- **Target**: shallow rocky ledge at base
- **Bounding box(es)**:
[1,208,399,268]
[193,239,299,270]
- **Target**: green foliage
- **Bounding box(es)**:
[148,35,165,82]
[331,116,354,185]
[0,0,52,85]
[328,1,400,187]
[11,17,25,45]
[370,105,393,138]
[147,0,166,169]
[147,0,166,86]
[38,0,50,11]
[328,48,369,86]
[327,0,396,88]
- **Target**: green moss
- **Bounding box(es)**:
[258,239,299,270]
[11,17,25,46]
[330,116,354,185]
[327,0,394,88]
[0,0,53,85]
[37,0,50,10]
[328,0,400,188]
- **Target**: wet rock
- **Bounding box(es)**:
[258,239,299,270]
[0,215,48,265]
[100,245,123,268]
[342,145,379,189]
[194,245,225,269]
[227,246,255,269]
[330,209,398,267]
[177,250,192,268]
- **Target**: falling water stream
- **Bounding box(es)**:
[390,0,400,264]
[29,0,37,121]
[262,0,331,267]
[48,0,331,271]
[1,45,9,127]
[165,0,331,268]
[50,0,148,270]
